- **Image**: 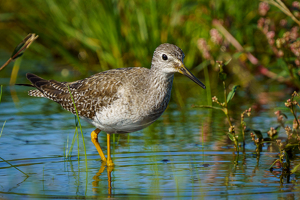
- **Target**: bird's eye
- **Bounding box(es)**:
[162,54,168,60]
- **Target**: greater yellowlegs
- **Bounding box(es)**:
[22,43,206,166]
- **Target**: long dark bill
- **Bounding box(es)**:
[178,63,206,89]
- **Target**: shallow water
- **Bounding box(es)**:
[0,78,299,199]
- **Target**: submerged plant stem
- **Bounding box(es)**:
[68,126,79,158]
[0,156,29,177]
[241,123,245,147]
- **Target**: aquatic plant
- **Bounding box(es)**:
[67,86,88,171]
[241,108,252,147]
[193,61,240,152]
[250,132,263,155]
[256,91,299,183]
[269,141,291,175]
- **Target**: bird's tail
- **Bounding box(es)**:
[16,73,47,97]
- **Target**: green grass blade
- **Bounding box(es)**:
[0,120,6,138]
[67,86,88,172]
[227,85,240,103]
[291,163,300,174]
[192,105,224,111]
[68,126,79,158]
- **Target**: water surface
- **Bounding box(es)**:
[0,78,299,199]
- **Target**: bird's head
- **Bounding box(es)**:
[151,43,206,89]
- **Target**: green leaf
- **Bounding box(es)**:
[12,53,23,61]
[275,125,281,131]
[232,52,243,59]
[281,113,288,119]
[11,43,25,58]
[227,132,235,142]
[284,143,298,152]
[291,163,300,173]
[227,85,240,103]
[252,130,263,140]
[269,159,280,169]
[224,58,232,65]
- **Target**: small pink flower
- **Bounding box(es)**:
[280,19,287,27]
[259,2,270,16]
[292,1,300,9]
[267,31,275,39]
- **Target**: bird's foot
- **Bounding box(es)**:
[107,159,114,167]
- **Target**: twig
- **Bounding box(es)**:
[0,33,39,71]
[262,0,300,26]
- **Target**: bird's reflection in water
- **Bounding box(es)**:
[92,163,113,197]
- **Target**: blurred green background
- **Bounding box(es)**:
[0,1,255,75]
[0,0,299,91]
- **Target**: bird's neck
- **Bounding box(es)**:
[148,68,174,107]
[149,66,174,83]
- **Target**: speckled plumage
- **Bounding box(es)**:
[25,43,205,134]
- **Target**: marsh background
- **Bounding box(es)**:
[1,0,300,199]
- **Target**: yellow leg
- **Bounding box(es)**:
[107,133,114,166]
[107,166,113,196]
[91,128,107,162]
[92,162,106,192]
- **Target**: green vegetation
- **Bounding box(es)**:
[1,1,299,85]
[68,86,88,172]
[0,1,258,76]
[191,0,300,182]
[193,60,241,151]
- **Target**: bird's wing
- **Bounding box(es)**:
[26,68,141,119]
